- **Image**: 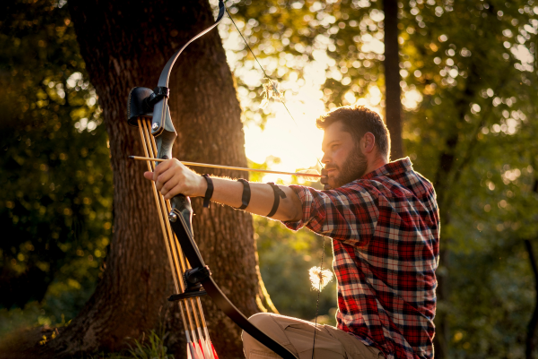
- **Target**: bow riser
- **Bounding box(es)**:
[128,86,195,234]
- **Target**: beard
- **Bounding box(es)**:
[327,149,368,188]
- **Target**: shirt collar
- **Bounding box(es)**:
[361,157,413,180]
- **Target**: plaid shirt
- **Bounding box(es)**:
[284,158,439,359]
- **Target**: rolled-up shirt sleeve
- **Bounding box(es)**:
[283,183,379,246]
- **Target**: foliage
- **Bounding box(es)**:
[226,0,538,357]
[126,330,174,359]
[0,301,60,339]
[0,0,112,326]
[85,330,174,359]
[254,215,337,325]
[397,1,538,356]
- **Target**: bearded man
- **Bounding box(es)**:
[144,105,440,359]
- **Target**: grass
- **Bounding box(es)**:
[125,330,174,359]
[0,303,174,359]
[87,329,174,359]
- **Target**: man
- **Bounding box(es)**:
[144,105,440,359]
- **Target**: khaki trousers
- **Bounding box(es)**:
[242,313,385,359]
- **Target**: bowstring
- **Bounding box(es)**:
[224,4,300,127]
[311,236,327,359]
[224,5,329,357]
[224,3,323,170]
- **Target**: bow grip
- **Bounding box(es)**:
[169,195,205,262]
[169,195,194,235]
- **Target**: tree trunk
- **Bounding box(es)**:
[431,69,481,359]
[524,175,538,359]
[43,0,272,357]
[524,239,538,359]
[383,0,404,160]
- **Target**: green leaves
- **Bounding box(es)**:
[228,0,538,355]
[255,216,336,323]
[0,0,112,317]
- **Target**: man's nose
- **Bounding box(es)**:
[321,152,330,164]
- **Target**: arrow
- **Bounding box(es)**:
[129,156,322,179]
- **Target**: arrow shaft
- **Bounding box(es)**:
[129,156,321,178]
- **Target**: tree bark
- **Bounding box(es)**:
[383,0,404,160]
[43,0,271,357]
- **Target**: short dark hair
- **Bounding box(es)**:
[316,105,390,159]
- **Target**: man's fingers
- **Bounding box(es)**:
[160,175,181,197]
[143,171,155,181]
[143,158,175,181]
[152,158,173,176]
[163,183,183,200]
[156,165,179,190]
[142,158,199,199]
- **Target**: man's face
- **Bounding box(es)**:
[321,121,368,189]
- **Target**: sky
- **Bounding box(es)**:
[241,74,327,184]
[219,18,385,184]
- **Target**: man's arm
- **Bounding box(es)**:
[143,158,304,222]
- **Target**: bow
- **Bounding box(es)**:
[127,1,297,358]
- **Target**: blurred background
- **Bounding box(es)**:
[1,0,537,358]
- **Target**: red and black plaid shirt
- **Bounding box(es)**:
[284,158,439,359]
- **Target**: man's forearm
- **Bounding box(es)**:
[144,159,304,222]
[207,177,303,222]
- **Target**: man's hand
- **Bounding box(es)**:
[143,159,207,200]
[320,168,332,190]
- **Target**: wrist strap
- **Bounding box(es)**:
[202,174,213,208]
[237,179,251,210]
[267,182,287,217]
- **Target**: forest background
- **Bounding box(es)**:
[0,0,537,358]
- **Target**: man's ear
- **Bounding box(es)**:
[361,132,376,154]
